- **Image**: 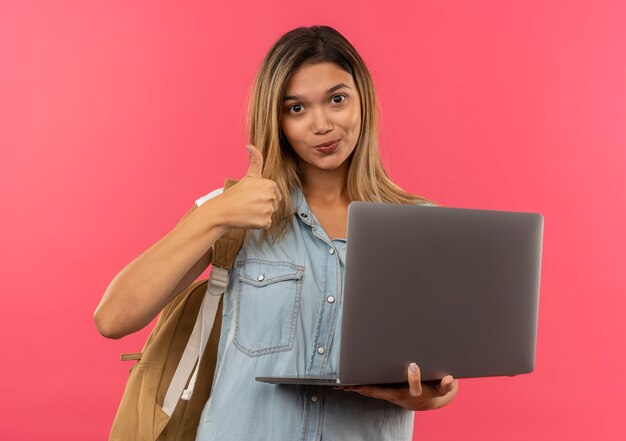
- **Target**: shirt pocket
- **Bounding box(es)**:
[233,258,304,357]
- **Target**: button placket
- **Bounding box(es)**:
[306,209,341,376]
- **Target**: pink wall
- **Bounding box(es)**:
[1,1,625,440]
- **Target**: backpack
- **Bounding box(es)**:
[108,178,246,441]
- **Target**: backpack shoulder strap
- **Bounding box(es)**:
[211,178,246,270]
[174,178,247,404]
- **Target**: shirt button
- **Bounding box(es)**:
[329,247,336,255]
[311,395,318,403]
[301,212,308,218]
[257,274,265,282]
[317,346,325,355]
[327,296,335,303]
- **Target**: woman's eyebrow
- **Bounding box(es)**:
[283,83,351,102]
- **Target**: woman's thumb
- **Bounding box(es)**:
[245,144,263,178]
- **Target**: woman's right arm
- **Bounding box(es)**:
[93,196,230,339]
[94,143,281,339]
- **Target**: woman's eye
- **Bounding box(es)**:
[287,95,346,114]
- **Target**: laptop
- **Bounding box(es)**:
[255,202,544,386]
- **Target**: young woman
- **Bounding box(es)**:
[95,25,459,440]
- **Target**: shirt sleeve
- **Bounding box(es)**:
[195,187,224,207]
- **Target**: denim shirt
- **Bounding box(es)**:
[193,184,415,441]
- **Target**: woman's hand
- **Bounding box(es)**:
[335,363,459,411]
[213,144,282,230]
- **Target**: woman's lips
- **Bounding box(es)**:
[315,140,339,153]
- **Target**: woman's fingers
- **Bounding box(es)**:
[408,363,422,396]
[274,185,282,202]
[439,376,455,395]
[409,364,454,397]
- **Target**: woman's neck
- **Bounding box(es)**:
[300,167,350,206]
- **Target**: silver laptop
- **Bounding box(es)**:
[256,202,544,386]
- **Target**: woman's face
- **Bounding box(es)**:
[280,62,361,175]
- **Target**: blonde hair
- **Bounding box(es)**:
[245,25,435,246]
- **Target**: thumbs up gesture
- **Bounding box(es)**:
[214,144,283,230]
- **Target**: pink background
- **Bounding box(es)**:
[1,1,625,440]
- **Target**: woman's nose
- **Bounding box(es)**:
[311,108,333,134]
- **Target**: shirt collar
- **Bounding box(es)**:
[290,183,317,227]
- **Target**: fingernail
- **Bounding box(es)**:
[245,144,252,154]
[409,363,418,373]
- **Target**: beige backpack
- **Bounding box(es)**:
[109,179,245,441]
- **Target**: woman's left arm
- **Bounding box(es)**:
[335,362,459,411]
